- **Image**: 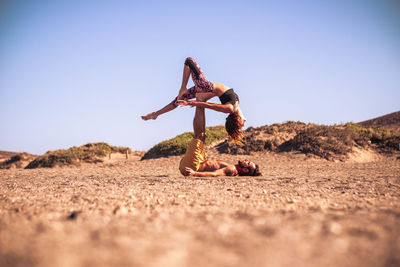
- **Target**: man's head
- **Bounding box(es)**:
[235,159,262,176]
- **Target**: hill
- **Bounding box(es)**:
[143,121,400,161]
[218,121,399,161]
[358,111,400,132]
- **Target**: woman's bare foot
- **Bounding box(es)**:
[141,112,158,120]
[177,87,188,100]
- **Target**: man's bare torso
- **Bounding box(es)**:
[198,160,238,176]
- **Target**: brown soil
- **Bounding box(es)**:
[1,151,399,267]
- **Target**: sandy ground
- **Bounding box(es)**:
[0,151,400,267]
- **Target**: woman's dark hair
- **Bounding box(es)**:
[225,113,243,144]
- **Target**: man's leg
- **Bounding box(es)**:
[178,94,209,175]
[192,92,215,141]
[190,93,210,149]
[193,105,206,142]
[179,106,206,175]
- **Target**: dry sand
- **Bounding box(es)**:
[1,151,399,267]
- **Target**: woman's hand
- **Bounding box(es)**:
[177,87,187,100]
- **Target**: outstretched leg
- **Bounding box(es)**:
[141,86,198,121]
[141,102,175,120]
[178,94,208,176]
[178,105,206,176]
[193,106,206,141]
[193,93,209,141]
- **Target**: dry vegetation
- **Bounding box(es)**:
[217,122,400,161]
[3,120,399,170]
[0,153,36,169]
[25,143,132,169]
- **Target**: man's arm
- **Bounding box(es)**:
[184,166,237,177]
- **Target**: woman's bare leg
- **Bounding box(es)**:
[141,91,216,121]
[178,64,191,100]
[141,102,177,120]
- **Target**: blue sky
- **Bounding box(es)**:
[1,0,399,154]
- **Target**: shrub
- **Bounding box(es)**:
[25,142,132,169]
[0,153,35,169]
[218,121,309,155]
[291,125,360,160]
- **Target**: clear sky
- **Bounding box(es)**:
[1,0,399,154]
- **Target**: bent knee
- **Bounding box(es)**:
[185,57,195,66]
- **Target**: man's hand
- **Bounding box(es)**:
[184,167,195,176]
[177,100,194,107]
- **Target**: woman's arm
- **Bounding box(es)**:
[178,100,234,113]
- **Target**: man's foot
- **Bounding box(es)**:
[141,112,158,120]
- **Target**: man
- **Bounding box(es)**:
[179,95,261,177]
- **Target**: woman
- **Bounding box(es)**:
[141,57,246,143]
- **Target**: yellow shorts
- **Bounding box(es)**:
[179,138,207,175]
